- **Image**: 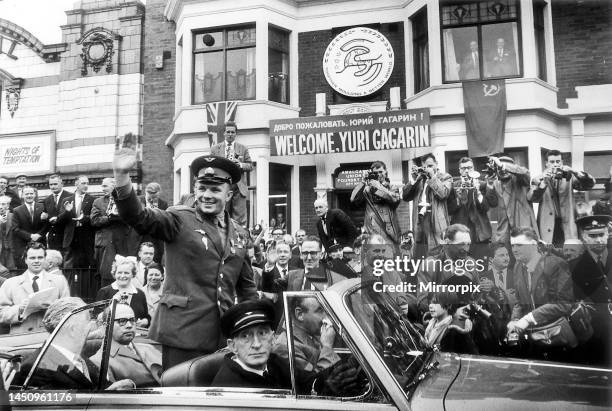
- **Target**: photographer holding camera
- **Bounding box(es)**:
[450,157,498,260]
[528,150,595,247]
[351,161,401,247]
[402,154,453,257]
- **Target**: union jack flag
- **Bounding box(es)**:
[206,101,238,146]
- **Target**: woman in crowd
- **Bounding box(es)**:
[424,291,477,354]
[95,256,150,327]
[142,262,164,319]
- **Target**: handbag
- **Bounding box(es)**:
[526,317,578,348]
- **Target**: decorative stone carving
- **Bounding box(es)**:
[77,28,116,76]
[5,87,20,118]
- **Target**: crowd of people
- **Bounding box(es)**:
[0,123,611,392]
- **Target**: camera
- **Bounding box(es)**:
[482,160,502,178]
[552,168,570,180]
[366,171,381,181]
[464,303,492,319]
[460,171,481,189]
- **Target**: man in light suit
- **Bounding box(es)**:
[91,304,162,387]
[528,149,595,246]
[42,174,72,253]
[12,186,48,269]
[57,175,96,269]
[0,243,69,334]
[210,121,254,227]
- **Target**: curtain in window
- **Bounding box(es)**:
[443,30,460,81]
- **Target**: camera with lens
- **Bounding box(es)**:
[464,303,492,319]
[460,171,481,189]
[482,160,501,178]
[411,166,428,179]
[366,171,381,181]
[552,167,571,180]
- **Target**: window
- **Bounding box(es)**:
[193,26,256,104]
[268,26,290,104]
[412,8,429,93]
[441,0,521,82]
[533,0,547,81]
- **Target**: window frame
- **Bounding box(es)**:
[192,24,257,105]
[439,0,523,83]
[533,0,547,81]
[268,24,290,105]
[412,7,430,93]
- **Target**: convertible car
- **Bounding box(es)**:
[1,279,611,410]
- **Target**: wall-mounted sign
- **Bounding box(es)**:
[270,108,430,156]
[0,132,55,175]
[323,27,394,97]
[334,169,370,190]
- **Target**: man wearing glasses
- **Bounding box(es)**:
[91,303,162,387]
[286,237,348,291]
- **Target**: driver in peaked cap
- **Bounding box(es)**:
[111,133,258,370]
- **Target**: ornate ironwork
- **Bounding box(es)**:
[78,29,115,76]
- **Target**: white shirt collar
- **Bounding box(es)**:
[25,269,47,283]
[233,356,267,377]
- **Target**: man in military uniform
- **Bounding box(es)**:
[112,134,258,370]
[570,215,612,366]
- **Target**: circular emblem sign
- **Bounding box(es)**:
[323,27,394,97]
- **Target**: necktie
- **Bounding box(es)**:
[54,194,59,206]
[282,268,287,279]
[598,256,605,272]
[76,195,82,216]
[472,52,477,67]
[29,204,34,223]
[321,217,328,235]
[497,271,504,287]
[32,275,39,292]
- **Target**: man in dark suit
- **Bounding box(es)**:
[12,187,47,269]
[0,195,17,271]
[0,176,21,211]
[507,227,573,338]
[113,134,257,370]
[487,37,517,77]
[11,174,28,204]
[42,174,72,253]
[137,182,168,264]
[57,175,95,269]
[570,215,612,366]
[286,237,348,292]
[459,40,480,80]
[314,199,358,253]
[91,178,138,287]
[210,121,254,227]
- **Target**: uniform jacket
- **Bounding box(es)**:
[91,342,162,387]
[12,202,48,261]
[43,190,72,251]
[528,171,595,243]
[450,179,498,243]
[351,181,402,245]
[57,193,95,249]
[511,254,573,325]
[210,141,253,197]
[493,163,539,243]
[114,187,258,351]
[316,208,358,251]
[402,172,453,248]
[0,270,70,334]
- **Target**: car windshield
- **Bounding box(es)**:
[344,282,428,394]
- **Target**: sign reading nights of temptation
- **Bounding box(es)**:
[269,108,430,156]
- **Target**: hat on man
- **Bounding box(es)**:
[328,243,343,253]
[15,173,27,179]
[221,299,275,338]
[498,156,514,164]
[190,155,241,185]
[576,215,612,233]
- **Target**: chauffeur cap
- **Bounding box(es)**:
[576,214,612,234]
[190,155,241,185]
[221,299,275,338]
